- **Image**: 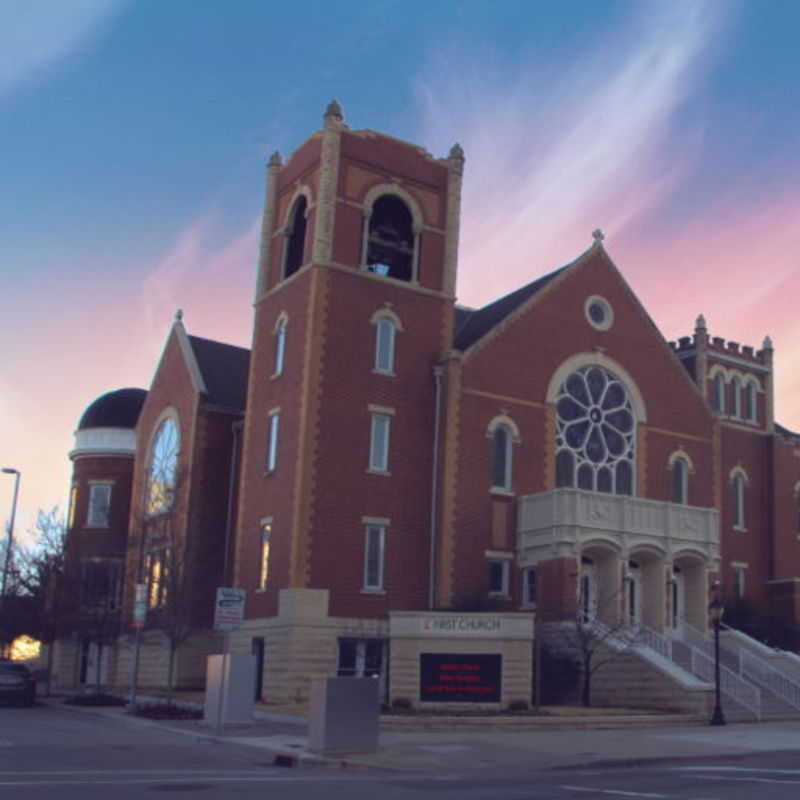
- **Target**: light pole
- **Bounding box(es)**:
[708,595,726,726]
[1,468,20,606]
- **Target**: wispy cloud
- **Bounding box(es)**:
[0,0,127,98]
[140,215,260,346]
[415,1,728,305]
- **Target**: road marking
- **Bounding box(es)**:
[561,786,668,798]
[688,775,800,786]
[0,775,377,787]
[674,766,800,775]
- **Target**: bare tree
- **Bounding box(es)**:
[570,582,640,707]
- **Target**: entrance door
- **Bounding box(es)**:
[580,562,597,623]
[626,561,642,629]
[81,641,110,686]
[337,638,388,700]
[251,637,265,701]
[671,568,685,635]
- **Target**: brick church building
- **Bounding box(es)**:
[54,103,800,712]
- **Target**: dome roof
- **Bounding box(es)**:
[78,388,147,431]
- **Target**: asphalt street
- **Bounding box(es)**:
[1,702,799,799]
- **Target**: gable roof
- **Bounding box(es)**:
[776,422,800,440]
[453,265,568,350]
[187,335,250,413]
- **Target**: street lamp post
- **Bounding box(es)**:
[708,596,726,726]
[1,468,21,612]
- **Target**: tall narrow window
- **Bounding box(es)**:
[258,520,272,590]
[522,567,537,607]
[731,377,742,418]
[491,425,513,491]
[369,412,391,473]
[713,373,726,413]
[274,318,287,376]
[747,382,758,422]
[266,412,280,472]
[488,559,510,596]
[733,473,746,529]
[734,566,746,599]
[374,317,396,373]
[283,196,307,279]
[672,458,689,505]
[87,483,112,527]
[363,524,386,590]
[68,484,77,529]
[365,195,415,282]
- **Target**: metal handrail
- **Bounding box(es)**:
[740,650,800,711]
[689,646,761,718]
[684,622,800,712]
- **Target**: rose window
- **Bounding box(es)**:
[555,366,635,494]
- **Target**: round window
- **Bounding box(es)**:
[584,296,613,331]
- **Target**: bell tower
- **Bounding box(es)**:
[236,102,465,621]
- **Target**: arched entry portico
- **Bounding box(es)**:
[671,551,709,633]
[627,545,667,631]
[579,540,622,626]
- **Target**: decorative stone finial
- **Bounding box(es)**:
[174,309,183,323]
[449,142,464,161]
[324,99,344,129]
[763,335,773,350]
[695,314,707,331]
[268,150,283,168]
[592,228,605,245]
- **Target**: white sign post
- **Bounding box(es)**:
[214,587,246,632]
[213,588,246,737]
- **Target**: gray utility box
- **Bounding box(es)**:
[204,653,255,726]
[308,676,380,754]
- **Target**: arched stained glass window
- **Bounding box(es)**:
[147,417,180,515]
[555,366,636,495]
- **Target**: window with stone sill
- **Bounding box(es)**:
[491,424,514,492]
[363,524,386,591]
[87,483,112,528]
[732,473,747,530]
[488,559,510,596]
[374,316,396,374]
[522,567,536,607]
[274,317,287,376]
[369,412,391,473]
[672,457,689,505]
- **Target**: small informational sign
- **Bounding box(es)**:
[133,583,147,629]
[419,653,502,703]
[214,587,246,632]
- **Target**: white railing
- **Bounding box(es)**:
[740,650,800,712]
[689,647,761,719]
[637,625,673,661]
[683,622,800,714]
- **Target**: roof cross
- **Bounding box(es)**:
[592,229,605,244]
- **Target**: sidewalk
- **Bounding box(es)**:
[47,695,800,775]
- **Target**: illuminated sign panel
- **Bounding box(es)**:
[419,653,502,703]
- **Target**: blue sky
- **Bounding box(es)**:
[2,0,800,536]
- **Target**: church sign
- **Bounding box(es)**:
[420,616,503,636]
[419,653,502,703]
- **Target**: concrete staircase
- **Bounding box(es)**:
[538,619,800,721]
